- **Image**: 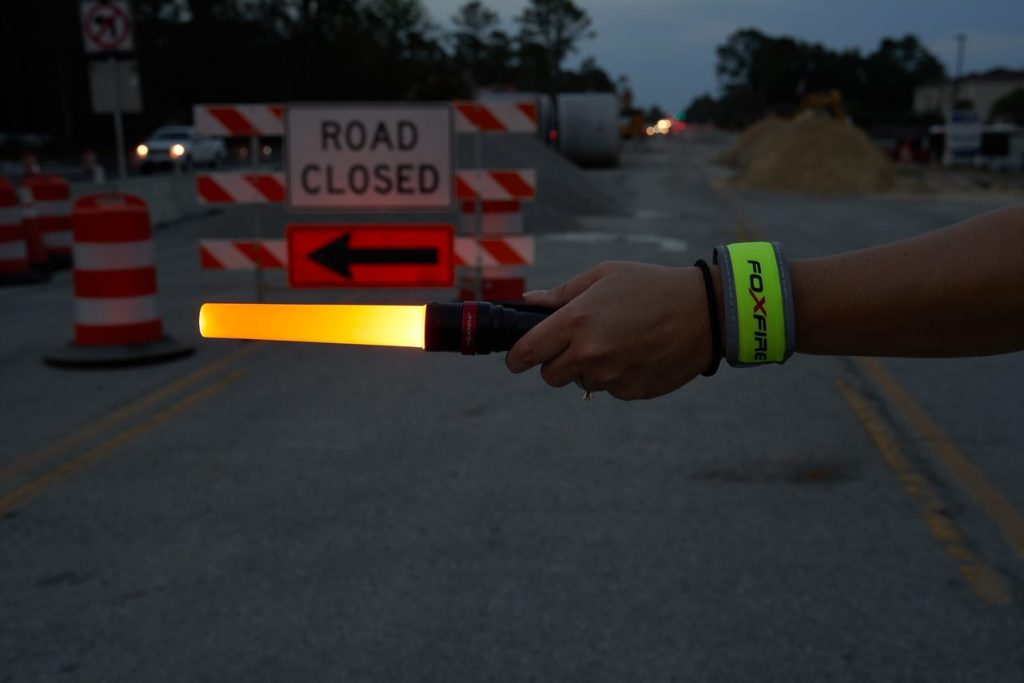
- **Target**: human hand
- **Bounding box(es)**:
[505,261,717,400]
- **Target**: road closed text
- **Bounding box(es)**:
[287,106,452,210]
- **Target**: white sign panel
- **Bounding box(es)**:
[80,0,135,54]
[286,105,452,210]
[88,60,142,113]
[944,111,983,165]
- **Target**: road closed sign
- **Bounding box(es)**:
[286,105,452,210]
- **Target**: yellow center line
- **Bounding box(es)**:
[0,342,262,486]
[836,378,1012,606]
[857,357,1024,560]
[0,369,245,518]
[0,289,384,515]
[2,286,367,489]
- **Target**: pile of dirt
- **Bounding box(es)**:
[716,116,788,168]
[719,115,894,194]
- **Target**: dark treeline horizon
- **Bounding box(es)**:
[686,29,949,129]
[0,0,614,157]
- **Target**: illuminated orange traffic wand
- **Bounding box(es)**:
[199,302,550,355]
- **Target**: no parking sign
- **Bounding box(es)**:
[80,0,135,54]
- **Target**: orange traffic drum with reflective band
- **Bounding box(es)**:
[44,193,191,367]
[22,174,73,267]
[0,177,47,285]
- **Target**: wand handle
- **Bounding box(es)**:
[424,302,552,355]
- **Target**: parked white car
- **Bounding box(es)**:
[133,126,226,171]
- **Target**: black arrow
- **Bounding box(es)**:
[309,234,439,279]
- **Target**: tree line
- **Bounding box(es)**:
[685,29,948,129]
[0,0,612,156]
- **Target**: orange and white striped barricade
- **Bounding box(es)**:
[455,236,534,302]
[44,193,192,367]
[196,170,537,205]
[199,239,287,270]
[193,103,285,300]
[453,101,540,134]
[454,101,540,299]
[453,169,536,301]
[196,172,286,205]
[193,104,285,137]
[454,169,536,202]
[0,177,48,285]
[453,236,534,269]
[457,200,524,235]
[22,174,73,268]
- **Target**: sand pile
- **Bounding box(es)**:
[717,116,788,168]
[719,115,893,194]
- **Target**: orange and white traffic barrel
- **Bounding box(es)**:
[22,174,73,268]
[44,193,192,367]
[0,177,47,285]
[15,186,49,271]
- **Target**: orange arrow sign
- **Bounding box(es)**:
[287,224,454,288]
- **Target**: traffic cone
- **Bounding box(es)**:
[44,193,193,367]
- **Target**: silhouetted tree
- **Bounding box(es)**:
[862,35,946,123]
[710,28,947,128]
[561,57,614,92]
[516,0,595,137]
[684,94,718,124]
[991,88,1024,124]
[0,0,619,159]
[452,1,500,90]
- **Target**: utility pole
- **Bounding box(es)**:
[951,33,967,112]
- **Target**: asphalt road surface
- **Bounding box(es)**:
[2,133,1022,682]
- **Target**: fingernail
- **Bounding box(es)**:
[522,290,545,298]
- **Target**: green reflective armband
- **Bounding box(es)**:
[713,241,795,367]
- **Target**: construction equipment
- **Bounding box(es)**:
[799,89,845,120]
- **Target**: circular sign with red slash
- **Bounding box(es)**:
[81,1,134,54]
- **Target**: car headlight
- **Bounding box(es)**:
[170,143,186,159]
[136,144,149,158]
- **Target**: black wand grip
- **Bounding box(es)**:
[423,302,552,354]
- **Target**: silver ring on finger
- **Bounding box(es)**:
[575,377,595,401]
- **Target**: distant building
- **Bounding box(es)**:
[914,68,1024,120]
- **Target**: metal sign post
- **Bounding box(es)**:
[88,59,140,182]
[81,0,137,182]
[251,135,266,302]
[474,130,484,300]
[110,56,126,181]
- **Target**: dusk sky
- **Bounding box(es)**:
[426,0,1024,112]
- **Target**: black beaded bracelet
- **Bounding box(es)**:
[694,259,723,376]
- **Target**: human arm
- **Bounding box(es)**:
[792,205,1023,357]
[505,206,1024,400]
